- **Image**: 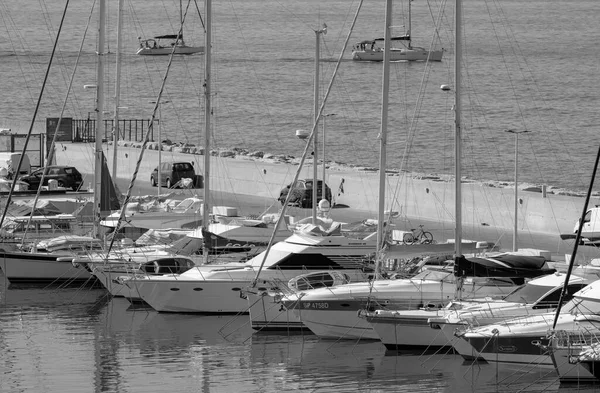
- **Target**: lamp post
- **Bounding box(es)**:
[311,23,327,223]
[504,129,530,252]
[321,113,336,201]
[150,100,171,196]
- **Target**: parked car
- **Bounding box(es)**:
[20,165,83,191]
[151,161,202,189]
[278,179,332,208]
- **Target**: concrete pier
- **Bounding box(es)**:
[55,142,587,237]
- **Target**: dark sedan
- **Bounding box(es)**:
[20,166,83,191]
[278,179,332,208]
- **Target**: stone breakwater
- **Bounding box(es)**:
[56,141,592,236]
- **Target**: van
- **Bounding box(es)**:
[150,161,201,188]
[0,152,30,178]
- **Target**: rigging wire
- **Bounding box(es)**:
[0,0,72,229]
[106,1,194,255]
[20,0,97,246]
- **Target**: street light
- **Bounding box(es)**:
[504,129,531,252]
[150,100,171,195]
[311,23,327,223]
[321,113,336,201]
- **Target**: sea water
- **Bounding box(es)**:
[0,0,599,192]
[0,271,577,393]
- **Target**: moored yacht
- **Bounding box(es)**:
[281,252,556,340]
[0,234,103,285]
[366,271,591,352]
[460,279,600,366]
[246,270,352,331]
[120,226,377,313]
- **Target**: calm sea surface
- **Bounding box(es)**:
[1,1,600,391]
[1,0,600,192]
[1,270,590,393]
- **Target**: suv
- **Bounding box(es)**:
[151,161,199,189]
[20,166,83,191]
[278,179,332,208]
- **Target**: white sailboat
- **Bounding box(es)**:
[352,0,443,62]
[136,0,204,56]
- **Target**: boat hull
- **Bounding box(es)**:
[551,345,599,384]
[91,267,143,299]
[136,45,204,55]
[126,277,258,313]
[0,250,94,284]
[246,291,306,331]
[352,48,443,62]
[128,267,369,314]
[286,281,514,341]
[367,309,455,350]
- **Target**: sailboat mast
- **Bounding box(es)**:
[180,0,184,44]
[312,29,321,224]
[113,0,124,177]
[376,0,392,269]
[454,0,462,257]
[408,0,412,49]
[202,0,212,260]
[94,0,107,235]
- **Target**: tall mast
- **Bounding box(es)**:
[312,27,321,224]
[376,0,392,273]
[180,0,184,44]
[202,0,212,260]
[407,0,412,48]
[113,0,124,177]
[454,0,462,257]
[94,0,106,235]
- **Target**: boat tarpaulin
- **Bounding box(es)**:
[454,254,556,278]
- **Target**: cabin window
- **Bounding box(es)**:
[268,253,365,270]
[584,211,592,224]
[533,284,588,309]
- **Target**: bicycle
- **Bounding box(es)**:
[402,225,434,245]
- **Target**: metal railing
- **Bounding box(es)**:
[72,118,155,143]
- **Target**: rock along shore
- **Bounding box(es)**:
[55,141,591,236]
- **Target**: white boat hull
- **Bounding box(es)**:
[286,280,514,340]
[246,291,305,331]
[136,45,204,56]
[91,267,144,299]
[127,277,261,313]
[127,267,368,313]
[352,48,443,62]
[367,309,455,349]
[296,303,379,340]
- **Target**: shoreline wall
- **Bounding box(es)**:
[56,142,586,236]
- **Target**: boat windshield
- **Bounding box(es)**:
[502,284,552,304]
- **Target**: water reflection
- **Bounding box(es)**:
[0,274,584,392]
